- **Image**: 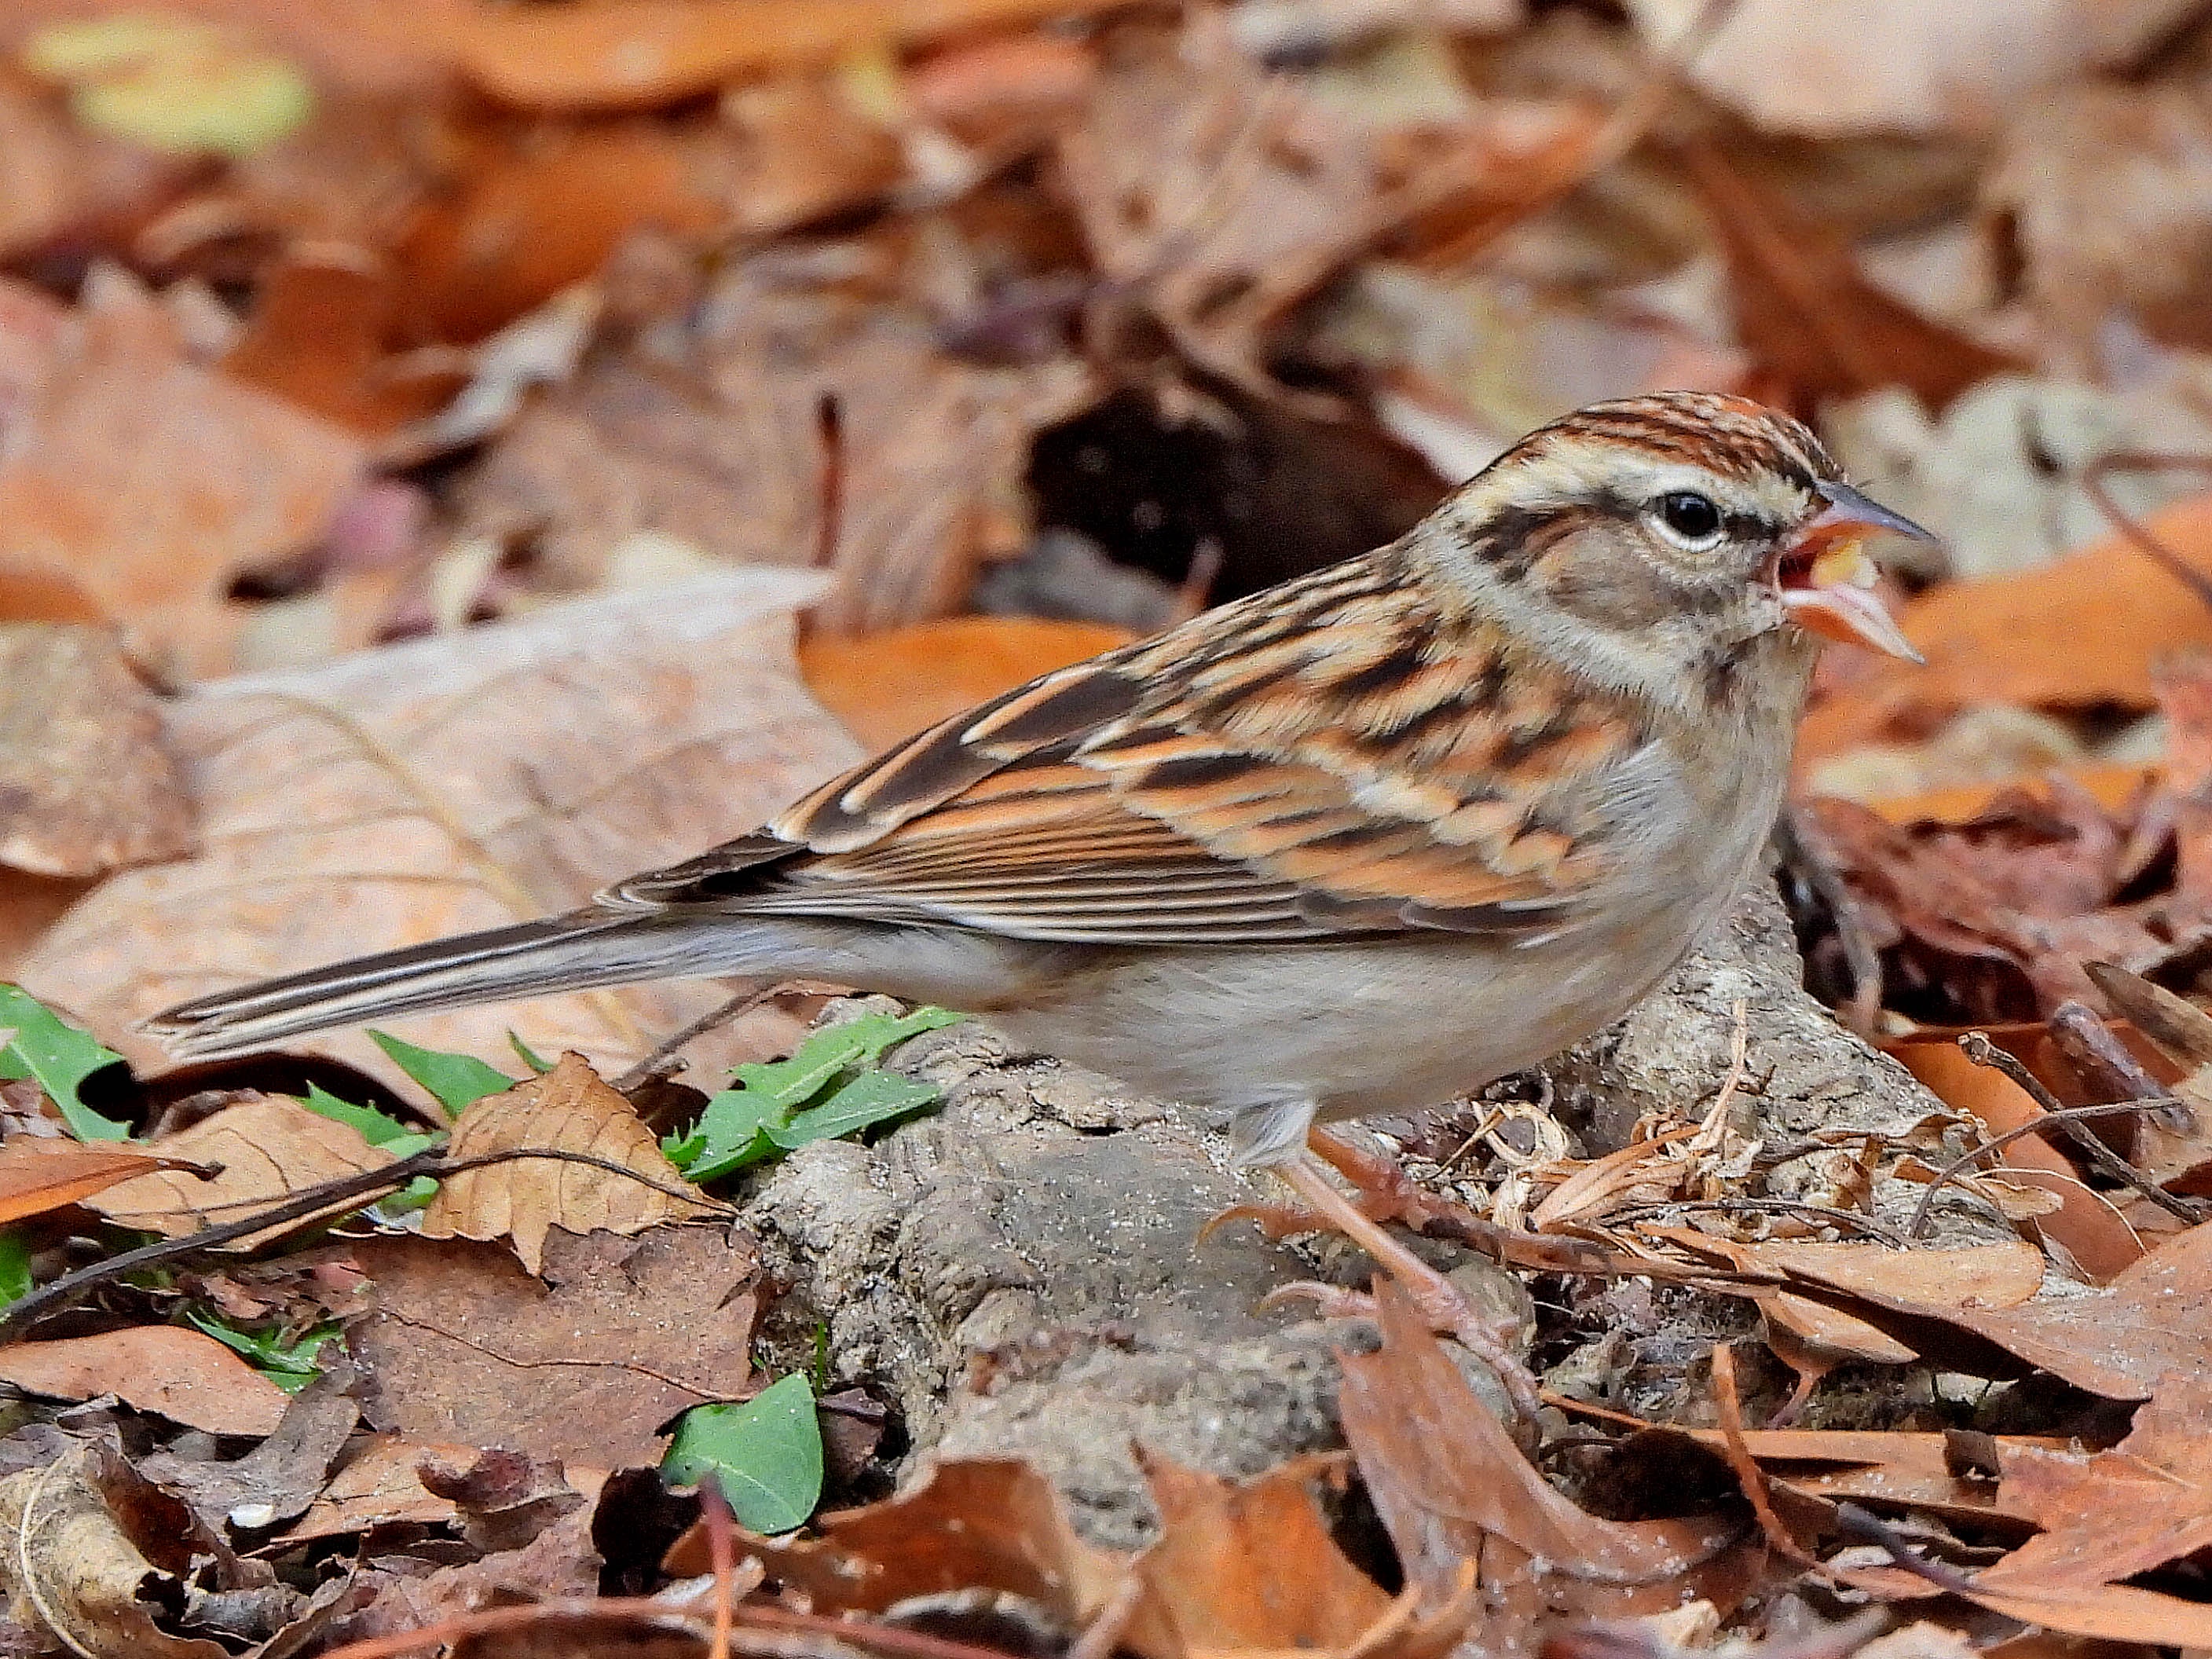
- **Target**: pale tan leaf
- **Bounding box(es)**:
[17,569,859,1094]
[0,1137,209,1225]
[1628,0,2200,138]
[0,623,194,877]
[89,1095,390,1245]
[0,1441,233,1658]
[0,1327,287,1434]
[423,1053,720,1275]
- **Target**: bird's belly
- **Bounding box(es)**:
[983,910,1707,1124]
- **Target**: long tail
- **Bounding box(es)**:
[147,908,778,1060]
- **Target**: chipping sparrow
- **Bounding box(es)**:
[152,392,1925,1399]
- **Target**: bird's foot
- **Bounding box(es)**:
[1261,1149,1539,1419]
[1306,1126,1474,1234]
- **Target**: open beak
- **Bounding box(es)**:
[1778,480,1932,663]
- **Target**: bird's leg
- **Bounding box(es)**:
[1254,1149,1540,1419]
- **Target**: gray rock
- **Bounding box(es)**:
[742,879,1956,1542]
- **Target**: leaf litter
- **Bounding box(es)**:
[16,2,2212,1655]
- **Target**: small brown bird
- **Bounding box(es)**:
[152,393,1925,1393]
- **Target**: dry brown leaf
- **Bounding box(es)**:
[1126,1450,1475,1659]
[798,616,1133,751]
[390,119,775,346]
[1884,1372,2212,1644]
[90,1095,390,1246]
[141,1368,361,1535]
[1340,1280,1763,1659]
[0,623,193,877]
[423,1053,720,1276]
[17,569,857,1095]
[347,1225,759,1468]
[280,1436,477,1543]
[0,1138,209,1225]
[1800,1218,2212,1400]
[1984,82,2212,357]
[1669,1427,2060,1532]
[666,1456,1122,1623]
[0,1438,244,1659]
[1630,0,2199,138]
[1797,791,2171,1023]
[668,1452,1468,1659]
[0,66,175,263]
[0,269,367,679]
[1056,16,1594,393]
[220,251,460,434]
[1797,493,2212,766]
[1685,142,2020,416]
[455,272,1092,635]
[450,0,1133,111]
[0,1328,287,1435]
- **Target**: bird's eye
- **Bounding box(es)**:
[1649,491,1724,548]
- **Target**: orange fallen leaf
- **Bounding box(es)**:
[1799,493,2212,767]
[798,615,1133,751]
[0,1138,207,1225]
[1888,1036,2149,1281]
[0,1326,287,1434]
[221,251,459,434]
[1860,763,2155,826]
[422,1052,720,1276]
[452,0,1134,112]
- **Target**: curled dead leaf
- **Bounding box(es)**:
[421,1053,721,1276]
[1340,1280,1762,1654]
[0,1439,239,1659]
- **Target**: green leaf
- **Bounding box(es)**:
[0,985,130,1142]
[0,1233,31,1308]
[187,1311,336,1393]
[367,1031,515,1118]
[298,1083,417,1148]
[661,1374,822,1532]
[508,1031,552,1075]
[665,1008,961,1183]
[773,1068,942,1148]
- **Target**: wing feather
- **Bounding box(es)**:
[606,545,1647,944]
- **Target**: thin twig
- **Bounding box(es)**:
[1957,1033,2202,1226]
[1832,1503,1980,1597]
[1904,1093,2187,1239]
[611,985,781,1093]
[2081,452,2212,615]
[1605,1196,1908,1246]
[1709,1343,1818,1566]
[0,1147,729,1340]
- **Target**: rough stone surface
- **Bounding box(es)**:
[742,877,1955,1543]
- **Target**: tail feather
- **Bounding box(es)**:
[146,908,769,1060]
